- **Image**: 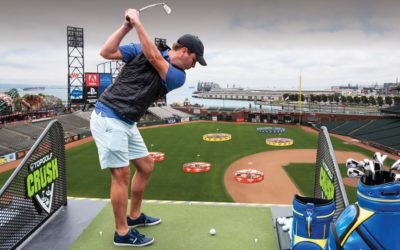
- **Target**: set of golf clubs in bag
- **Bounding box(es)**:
[285,151,400,250]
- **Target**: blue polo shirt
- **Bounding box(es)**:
[96,43,186,124]
[119,43,186,92]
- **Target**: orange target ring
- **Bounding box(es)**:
[265,138,293,146]
[183,162,211,173]
[149,152,165,162]
[234,169,264,183]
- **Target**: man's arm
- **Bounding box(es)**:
[99,22,132,60]
[125,9,169,81]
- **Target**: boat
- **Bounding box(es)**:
[22,87,45,91]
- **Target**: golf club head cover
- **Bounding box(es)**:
[291,194,335,250]
[325,170,400,250]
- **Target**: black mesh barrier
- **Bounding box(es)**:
[0,120,67,250]
[314,126,349,221]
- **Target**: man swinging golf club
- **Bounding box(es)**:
[90,7,206,247]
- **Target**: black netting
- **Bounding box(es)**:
[0,120,67,250]
[314,126,349,221]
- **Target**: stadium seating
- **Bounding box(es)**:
[161,106,193,118]
[316,118,400,154]
[352,119,400,136]
[315,121,346,131]
[147,107,176,119]
[0,113,90,157]
[331,120,371,135]
[5,123,45,138]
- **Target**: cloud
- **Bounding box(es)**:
[1,0,400,94]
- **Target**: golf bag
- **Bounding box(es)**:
[291,195,335,250]
[325,171,400,250]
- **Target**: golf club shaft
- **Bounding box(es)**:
[126,3,167,22]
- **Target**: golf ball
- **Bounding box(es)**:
[209,228,216,236]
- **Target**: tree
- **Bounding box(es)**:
[334,95,340,103]
[393,96,400,105]
[353,96,361,104]
[283,93,289,101]
[315,95,322,103]
[377,96,384,106]
[340,96,347,104]
[361,96,369,105]
[368,96,376,106]
[346,96,354,104]
[385,96,393,106]
[13,96,23,112]
[309,94,315,103]
[321,94,328,103]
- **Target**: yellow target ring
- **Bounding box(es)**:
[202,133,232,142]
[266,138,293,146]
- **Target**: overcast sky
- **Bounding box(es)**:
[1,0,400,90]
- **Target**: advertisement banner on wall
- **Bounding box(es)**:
[99,73,113,96]
[85,73,100,104]
[70,86,83,103]
[0,152,16,165]
[85,73,100,87]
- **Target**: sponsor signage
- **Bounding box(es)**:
[25,152,60,213]
[84,72,112,103]
[70,86,83,99]
[85,73,100,87]
[99,73,113,96]
[85,86,98,103]
[84,72,101,104]
[0,152,16,165]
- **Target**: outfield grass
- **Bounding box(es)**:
[283,163,358,203]
[0,122,387,203]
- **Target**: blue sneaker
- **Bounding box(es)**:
[114,228,154,247]
[127,213,162,228]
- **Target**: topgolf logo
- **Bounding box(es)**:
[25,152,59,214]
[319,161,334,200]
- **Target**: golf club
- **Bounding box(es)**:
[373,152,387,171]
[347,167,365,178]
[126,3,171,22]
[363,160,376,181]
[389,159,400,175]
[346,158,365,169]
[373,152,382,163]
[394,173,400,182]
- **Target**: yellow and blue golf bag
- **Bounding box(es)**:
[291,195,335,250]
[325,171,400,249]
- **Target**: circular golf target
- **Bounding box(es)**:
[266,138,293,146]
[257,127,285,134]
[234,169,264,183]
[149,152,165,162]
[183,162,211,173]
[202,133,232,142]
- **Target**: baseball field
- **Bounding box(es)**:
[0,121,393,203]
[2,121,398,249]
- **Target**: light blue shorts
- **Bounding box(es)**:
[90,111,149,169]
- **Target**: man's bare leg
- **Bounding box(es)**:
[110,166,131,235]
[129,155,154,219]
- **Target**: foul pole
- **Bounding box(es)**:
[298,74,302,124]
